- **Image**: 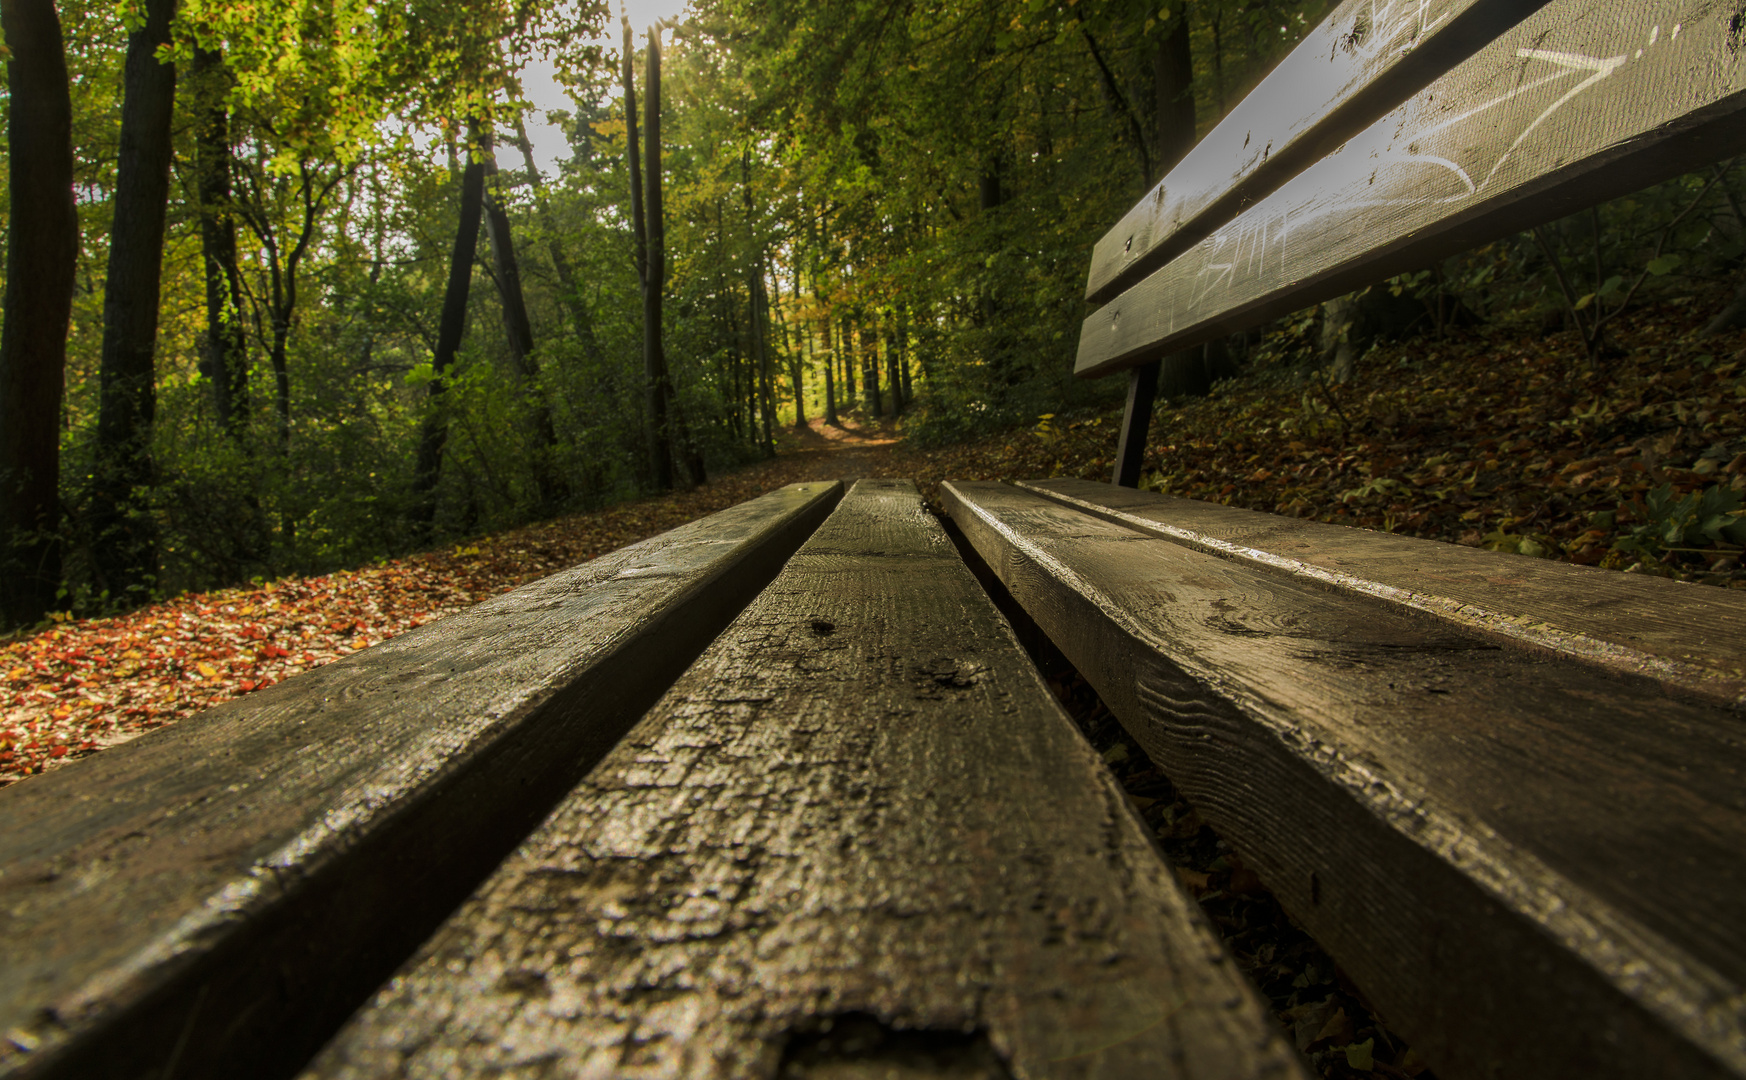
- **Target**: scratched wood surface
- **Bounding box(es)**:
[1020,478,1746,709]
[1084,0,1548,304]
[0,482,841,1080]
[1078,0,1746,378]
[943,481,1746,1080]
[305,480,1305,1080]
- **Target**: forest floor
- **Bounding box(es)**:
[5,297,1744,787]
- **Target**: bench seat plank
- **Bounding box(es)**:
[1078,0,1746,378]
[943,480,1746,1080]
[1019,478,1746,709]
[1085,0,1548,304]
[305,480,1305,1080]
[0,481,841,1080]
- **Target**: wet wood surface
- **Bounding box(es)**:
[1084,0,1547,304]
[0,481,842,1080]
[306,480,1305,1080]
[1020,478,1746,709]
[943,480,1746,1080]
[1078,0,1746,378]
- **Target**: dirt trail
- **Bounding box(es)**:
[759,415,909,482]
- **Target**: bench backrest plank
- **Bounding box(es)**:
[1084,0,1550,304]
[1079,0,1746,378]
[1021,477,1746,708]
[0,482,841,1080]
[943,479,1746,1079]
[306,480,1305,1079]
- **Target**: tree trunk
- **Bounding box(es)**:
[840,314,856,400]
[480,125,563,511]
[979,161,1002,211]
[1153,11,1196,180]
[622,18,647,290]
[860,321,881,417]
[642,26,674,490]
[760,274,775,452]
[779,263,805,427]
[720,269,743,441]
[749,262,774,456]
[91,0,177,604]
[885,313,903,414]
[192,47,248,437]
[410,155,486,535]
[0,0,77,628]
[822,308,837,425]
[898,305,914,401]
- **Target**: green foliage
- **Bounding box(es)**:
[1615,482,1746,558]
[21,0,1746,618]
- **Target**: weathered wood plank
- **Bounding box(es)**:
[943,480,1746,1080]
[1078,0,1746,377]
[1085,0,1549,304]
[305,480,1305,1080]
[1019,478,1746,709]
[0,481,842,1080]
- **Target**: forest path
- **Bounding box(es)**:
[759,414,907,482]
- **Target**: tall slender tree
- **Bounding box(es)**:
[884,312,904,415]
[643,26,676,487]
[822,318,837,426]
[0,0,78,628]
[780,261,805,427]
[841,320,853,407]
[410,148,486,534]
[233,151,351,450]
[191,47,248,436]
[754,264,774,453]
[859,320,880,417]
[625,18,675,490]
[480,125,563,510]
[91,0,178,601]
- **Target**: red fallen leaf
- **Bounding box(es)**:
[49,746,66,759]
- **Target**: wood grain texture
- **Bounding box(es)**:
[1019,478,1746,709]
[0,481,842,1080]
[1084,0,1548,303]
[305,480,1305,1080]
[943,480,1746,1080]
[1078,0,1746,377]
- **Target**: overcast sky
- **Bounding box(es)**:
[519,0,693,175]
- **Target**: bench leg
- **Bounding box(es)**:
[1112,358,1160,488]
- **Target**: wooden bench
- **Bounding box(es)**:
[5,3,1746,1079]
[950,0,1746,1076]
[944,479,1746,1079]
[0,481,1304,1079]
